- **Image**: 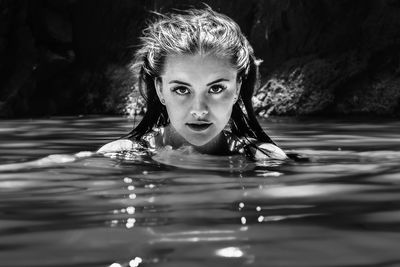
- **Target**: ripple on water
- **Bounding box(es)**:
[243,183,383,200]
[151,146,258,171]
[1,117,400,267]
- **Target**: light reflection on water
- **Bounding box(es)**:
[1,116,400,267]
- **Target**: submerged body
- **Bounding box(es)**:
[97,126,287,161]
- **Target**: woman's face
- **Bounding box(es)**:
[155,54,241,147]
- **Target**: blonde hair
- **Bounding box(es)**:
[133,7,252,81]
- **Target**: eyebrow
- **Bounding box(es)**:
[168,78,230,86]
[207,78,230,86]
[168,80,191,86]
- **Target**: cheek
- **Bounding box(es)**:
[209,93,235,114]
[164,98,189,121]
[164,92,190,107]
[214,104,233,119]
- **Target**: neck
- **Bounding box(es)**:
[161,125,229,155]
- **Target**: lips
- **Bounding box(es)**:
[186,122,212,131]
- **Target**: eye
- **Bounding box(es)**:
[209,84,227,94]
[172,86,190,95]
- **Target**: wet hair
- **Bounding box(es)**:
[126,7,275,145]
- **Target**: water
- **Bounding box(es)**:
[1,116,400,267]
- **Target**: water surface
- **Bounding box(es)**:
[1,116,400,267]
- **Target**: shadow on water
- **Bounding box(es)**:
[1,116,400,267]
[0,116,134,163]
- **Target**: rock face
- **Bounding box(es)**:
[1,0,399,117]
[252,0,400,117]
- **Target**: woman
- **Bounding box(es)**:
[98,7,287,161]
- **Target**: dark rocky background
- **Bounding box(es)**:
[1,0,399,118]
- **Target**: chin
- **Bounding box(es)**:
[183,132,218,147]
[185,138,211,147]
[172,124,222,148]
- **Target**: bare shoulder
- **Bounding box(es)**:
[97,139,135,154]
[254,143,288,160]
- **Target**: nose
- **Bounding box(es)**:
[190,95,208,120]
[190,110,208,119]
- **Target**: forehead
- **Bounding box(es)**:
[162,54,237,79]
